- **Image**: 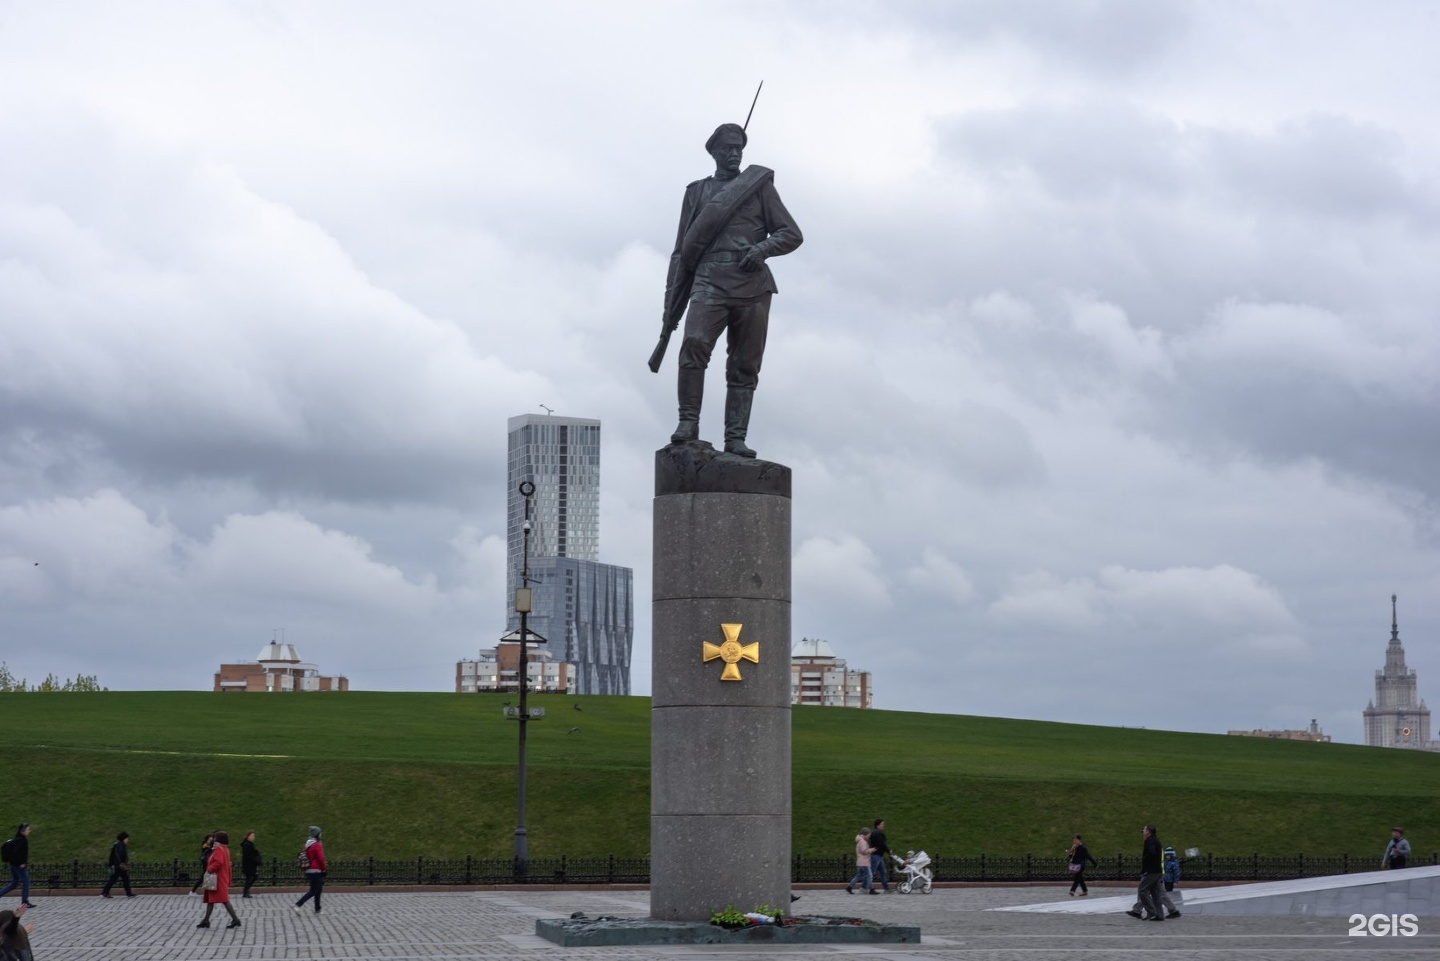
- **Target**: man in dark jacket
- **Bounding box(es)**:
[101,831,134,898]
[868,819,893,893]
[1127,824,1165,921]
[0,824,32,907]
[662,122,803,458]
[240,831,262,897]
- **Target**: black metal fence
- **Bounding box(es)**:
[37,851,1437,890]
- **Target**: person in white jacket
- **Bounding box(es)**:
[845,828,877,895]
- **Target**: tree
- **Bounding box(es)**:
[0,662,106,692]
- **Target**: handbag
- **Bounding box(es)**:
[202,871,218,891]
[1067,862,1083,873]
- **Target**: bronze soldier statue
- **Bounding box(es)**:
[650,123,803,458]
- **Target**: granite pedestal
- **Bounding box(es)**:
[537,915,921,946]
[651,442,791,922]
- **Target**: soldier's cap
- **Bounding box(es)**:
[706,123,747,152]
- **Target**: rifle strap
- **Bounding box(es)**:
[678,165,774,267]
[663,166,774,328]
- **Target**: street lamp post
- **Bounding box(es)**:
[512,480,537,870]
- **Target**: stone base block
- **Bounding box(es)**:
[652,705,790,814]
[536,915,921,947]
[651,814,790,922]
[655,442,791,497]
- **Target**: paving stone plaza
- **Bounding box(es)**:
[16,883,1440,960]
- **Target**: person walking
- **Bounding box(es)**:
[0,824,34,907]
[100,832,134,899]
[195,830,240,930]
[1067,834,1098,896]
[1126,825,1166,921]
[868,819,893,894]
[845,827,876,895]
[1163,845,1182,896]
[188,834,215,896]
[239,831,261,898]
[1383,827,1411,869]
[1129,852,1182,918]
[293,826,326,915]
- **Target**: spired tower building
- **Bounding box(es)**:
[506,413,634,695]
[1363,594,1432,749]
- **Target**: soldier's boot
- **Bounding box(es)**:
[671,368,704,444]
[723,386,756,458]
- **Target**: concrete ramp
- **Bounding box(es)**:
[994,864,1440,917]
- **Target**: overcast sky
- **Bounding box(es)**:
[2,1,1437,742]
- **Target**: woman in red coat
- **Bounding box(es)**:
[197,830,241,930]
[293,825,327,915]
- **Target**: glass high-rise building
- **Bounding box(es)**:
[506,414,633,695]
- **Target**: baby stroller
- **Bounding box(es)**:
[891,850,933,894]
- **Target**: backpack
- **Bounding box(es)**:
[296,848,310,870]
[0,838,13,864]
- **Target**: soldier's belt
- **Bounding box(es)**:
[697,251,748,265]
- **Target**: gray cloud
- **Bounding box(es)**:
[808,0,1197,78]
[1,1,1437,742]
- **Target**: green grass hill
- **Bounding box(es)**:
[1,692,1436,865]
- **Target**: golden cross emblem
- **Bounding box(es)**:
[702,623,759,681]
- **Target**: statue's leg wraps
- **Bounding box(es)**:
[673,301,726,445]
[671,367,704,444]
[721,297,767,458]
[724,387,756,458]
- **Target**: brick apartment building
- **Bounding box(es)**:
[214,641,349,693]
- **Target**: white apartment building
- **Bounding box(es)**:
[456,641,574,694]
[790,637,872,708]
